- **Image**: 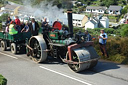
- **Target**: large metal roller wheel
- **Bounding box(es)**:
[1,41,7,51]
[67,47,98,72]
[29,35,47,63]
[86,46,99,69]
[88,60,98,69]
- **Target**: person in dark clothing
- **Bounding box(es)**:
[20,21,25,30]
[29,18,39,36]
[41,18,48,29]
[85,30,91,41]
[6,17,12,26]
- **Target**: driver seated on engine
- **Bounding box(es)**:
[61,27,68,35]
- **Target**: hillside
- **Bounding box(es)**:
[7,0,22,4]
[77,0,127,7]
[4,0,128,8]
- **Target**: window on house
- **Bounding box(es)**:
[116,11,118,12]
[78,24,81,26]
[87,9,90,11]
[93,9,95,11]
[110,10,112,12]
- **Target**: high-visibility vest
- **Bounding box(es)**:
[9,24,18,35]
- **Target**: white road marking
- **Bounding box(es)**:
[0,52,18,59]
[39,66,92,85]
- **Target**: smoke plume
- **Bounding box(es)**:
[21,0,72,25]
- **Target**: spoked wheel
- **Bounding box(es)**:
[1,41,7,51]
[32,40,41,60]
[67,48,92,73]
[29,36,47,63]
[11,43,17,54]
[67,52,80,72]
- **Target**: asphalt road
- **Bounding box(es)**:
[0,50,128,85]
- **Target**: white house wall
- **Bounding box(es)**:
[85,21,95,30]
[100,18,109,28]
[86,9,105,14]
[106,19,109,28]
[108,10,121,15]
[73,20,82,27]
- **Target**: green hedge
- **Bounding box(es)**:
[94,36,128,64]
[73,27,128,64]
[73,27,85,33]
[0,23,2,31]
[0,75,7,85]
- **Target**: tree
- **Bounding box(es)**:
[121,24,128,37]
[0,13,9,23]
[122,5,128,15]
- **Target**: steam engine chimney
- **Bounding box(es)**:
[67,10,73,37]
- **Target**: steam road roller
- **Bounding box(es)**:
[26,10,100,72]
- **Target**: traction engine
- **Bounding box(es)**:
[27,10,99,72]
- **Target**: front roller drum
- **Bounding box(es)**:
[28,35,47,63]
[67,47,99,72]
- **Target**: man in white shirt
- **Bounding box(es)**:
[99,29,109,58]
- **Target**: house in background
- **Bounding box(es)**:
[108,5,122,15]
[86,6,107,14]
[72,14,88,27]
[85,16,109,30]
[100,17,109,28]
[71,0,77,6]
[85,19,98,30]
[1,4,17,15]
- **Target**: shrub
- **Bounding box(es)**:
[73,27,84,33]
[120,38,128,57]
[73,27,128,64]
[93,36,128,64]
[0,23,2,31]
[0,75,7,85]
[121,24,128,37]
[0,13,9,23]
[122,5,128,14]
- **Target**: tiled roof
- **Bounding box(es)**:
[4,4,17,10]
[72,14,85,20]
[108,5,122,11]
[86,6,107,10]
